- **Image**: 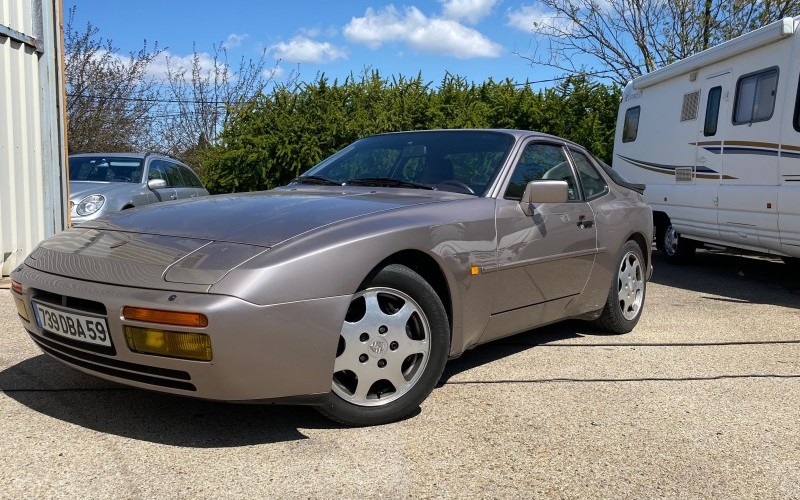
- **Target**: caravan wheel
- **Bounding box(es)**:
[656,221,696,264]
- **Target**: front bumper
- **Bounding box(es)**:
[10,265,350,402]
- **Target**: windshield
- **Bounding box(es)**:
[69,156,144,183]
[299,131,516,196]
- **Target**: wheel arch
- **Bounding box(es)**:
[364,250,453,340]
[627,231,650,271]
[653,210,670,231]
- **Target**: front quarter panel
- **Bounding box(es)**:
[211,197,499,355]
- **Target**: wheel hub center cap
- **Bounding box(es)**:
[368,338,389,357]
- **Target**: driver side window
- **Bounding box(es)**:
[504,143,578,201]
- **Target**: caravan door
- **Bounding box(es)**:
[695,71,731,241]
[717,67,781,252]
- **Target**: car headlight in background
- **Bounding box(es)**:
[76,194,105,215]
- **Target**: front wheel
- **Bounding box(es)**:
[316,264,449,426]
[595,241,646,334]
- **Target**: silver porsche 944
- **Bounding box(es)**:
[10,129,653,426]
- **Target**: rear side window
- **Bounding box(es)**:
[622,106,640,143]
[704,86,722,136]
[570,149,608,199]
[178,164,203,188]
[162,161,186,187]
[734,68,778,125]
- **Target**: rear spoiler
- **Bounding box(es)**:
[620,181,646,195]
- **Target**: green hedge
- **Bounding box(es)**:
[201,71,621,194]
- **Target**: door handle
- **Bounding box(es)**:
[577,220,594,229]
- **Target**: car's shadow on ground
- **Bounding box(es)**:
[649,249,800,309]
[0,354,341,446]
[1,325,588,445]
[439,320,600,386]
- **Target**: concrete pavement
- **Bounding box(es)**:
[1,250,799,499]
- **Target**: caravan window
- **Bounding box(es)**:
[622,106,640,143]
[733,68,778,125]
[704,86,722,136]
[794,73,800,133]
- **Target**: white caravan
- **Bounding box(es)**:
[612,17,800,264]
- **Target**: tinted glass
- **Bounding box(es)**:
[162,162,186,187]
[302,131,515,196]
[68,157,144,183]
[622,106,640,143]
[147,161,165,181]
[570,149,608,199]
[505,143,578,201]
[734,68,778,124]
[178,165,203,188]
[704,86,722,137]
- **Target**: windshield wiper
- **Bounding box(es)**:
[292,175,342,186]
[345,177,434,190]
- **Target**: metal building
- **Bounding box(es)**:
[0,0,68,277]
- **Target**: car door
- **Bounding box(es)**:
[482,141,597,341]
[146,160,178,203]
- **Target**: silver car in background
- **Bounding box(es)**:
[68,153,209,224]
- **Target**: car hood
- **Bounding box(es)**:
[82,187,456,247]
[25,187,458,290]
[69,181,142,201]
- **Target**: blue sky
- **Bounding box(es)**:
[64,0,572,89]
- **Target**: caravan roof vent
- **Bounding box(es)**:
[681,91,700,121]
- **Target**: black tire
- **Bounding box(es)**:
[595,240,647,334]
[316,264,449,426]
[656,220,696,264]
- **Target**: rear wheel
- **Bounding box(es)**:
[595,240,646,334]
[656,220,696,264]
[316,264,449,426]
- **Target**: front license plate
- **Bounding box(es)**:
[32,301,112,347]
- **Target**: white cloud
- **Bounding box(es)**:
[507,4,574,33]
[264,65,285,80]
[344,5,502,59]
[223,33,248,49]
[439,0,499,24]
[269,36,347,63]
[147,51,220,80]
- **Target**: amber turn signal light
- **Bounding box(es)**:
[11,280,24,294]
[122,306,208,327]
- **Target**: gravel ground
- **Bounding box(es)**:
[1,250,799,499]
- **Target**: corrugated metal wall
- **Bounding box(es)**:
[0,0,68,276]
[0,0,67,276]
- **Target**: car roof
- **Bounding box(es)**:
[69,152,147,158]
[68,153,194,167]
[367,129,588,151]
